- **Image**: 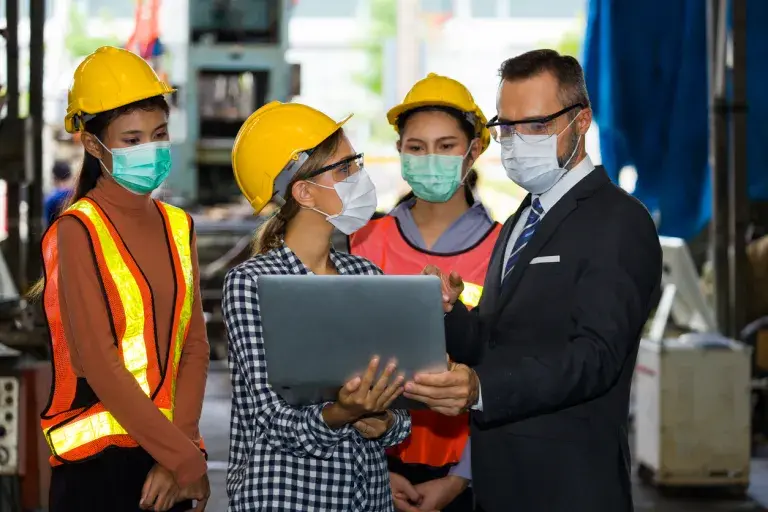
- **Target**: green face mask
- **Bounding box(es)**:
[401,150,469,203]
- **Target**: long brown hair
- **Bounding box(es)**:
[253,129,345,255]
[27,96,170,299]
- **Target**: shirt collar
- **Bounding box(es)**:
[274,243,350,275]
[536,154,595,213]
[392,196,494,224]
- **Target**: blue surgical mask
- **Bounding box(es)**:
[400,142,474,203]
[98,140,173,195]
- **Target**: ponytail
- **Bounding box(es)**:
[252,212,289,256]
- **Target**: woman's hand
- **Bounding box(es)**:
[338,356,403,420]
[414,475,468,511]
[390,472,423,512]
[353,411,394,439]
[322,357,403,428]
[140,464,179,511]
[178,473,210,511]
[324,356,404,428]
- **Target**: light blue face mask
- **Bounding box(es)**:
[98,140,173,195]
[400,143,474,203]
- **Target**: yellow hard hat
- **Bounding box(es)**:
[232,101,352,213]
[64,46,175,133]
[387,73,491,154]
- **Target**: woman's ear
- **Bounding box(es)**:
[81,133,104,161]
[468,138,481,166]
[291,180,316,210]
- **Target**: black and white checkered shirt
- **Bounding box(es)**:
[224,244,411,512]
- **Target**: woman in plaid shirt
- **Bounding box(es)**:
[223,101,412,511]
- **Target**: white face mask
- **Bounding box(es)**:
[309,167,378,235]
[500,114,581,195]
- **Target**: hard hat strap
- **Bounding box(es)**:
[73,113,96,131]
[273,151,310,200]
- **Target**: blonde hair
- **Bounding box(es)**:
[252,128,344,255]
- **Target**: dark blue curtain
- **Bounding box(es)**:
[584,0,768,240]
[583,0,710,239]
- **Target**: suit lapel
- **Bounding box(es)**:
[496,166,611,308]
[498,195,577,305]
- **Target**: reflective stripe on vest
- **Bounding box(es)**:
[40,198,195,464]
[459,281,483,309]
[349,215,502,467]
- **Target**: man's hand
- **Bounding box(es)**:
[353,411,393,439]
[390,472,423,512]
[140,464,179,511]
[403,362,479,416]
[414,475,469,511]
[422,265,464,313]
[178,473,210,511]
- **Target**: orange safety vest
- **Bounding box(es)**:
[350,215,502,467]
[39,197,203,465]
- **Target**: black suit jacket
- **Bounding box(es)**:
[445,167,662,512]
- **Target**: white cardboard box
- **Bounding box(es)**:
[634,336,752,487]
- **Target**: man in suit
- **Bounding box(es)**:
[403,49,662,512]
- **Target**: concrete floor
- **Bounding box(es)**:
[199,364,768,512]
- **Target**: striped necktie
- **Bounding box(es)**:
[503,198,544,281]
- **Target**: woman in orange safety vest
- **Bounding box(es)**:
[350,73,501,512]
[33,46,210,512]
[223,101,411,512]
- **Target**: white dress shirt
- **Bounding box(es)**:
[473,155,596,411]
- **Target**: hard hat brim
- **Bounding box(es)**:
[387,100,475,128]
[64,83,176,134]
[292,113,353,155]
[386,101,491,155]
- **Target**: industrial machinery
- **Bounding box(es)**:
[634,237,752,492]
[170,0,293,206]
[166,0,296,358]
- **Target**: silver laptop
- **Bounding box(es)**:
[258,274,448,409]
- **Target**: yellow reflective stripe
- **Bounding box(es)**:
[459,281,483,309]
[160,203,194,403]
[45,408,173,457]
[70,200,150,395]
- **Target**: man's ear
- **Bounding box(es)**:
[290,180,316,210]
[81,133,104,160]
[575,108,593,136]
[395,139,402,154]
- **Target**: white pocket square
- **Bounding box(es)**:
[530,255,560,264]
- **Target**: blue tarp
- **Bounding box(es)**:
[583,0,768,240]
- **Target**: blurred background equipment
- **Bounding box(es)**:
[635,333,752,494]
[181,0,291,206]
[183,0,294,361]
[636,237,751,492]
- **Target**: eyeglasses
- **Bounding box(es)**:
[305,153,364,183]
[486,104,584,143]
